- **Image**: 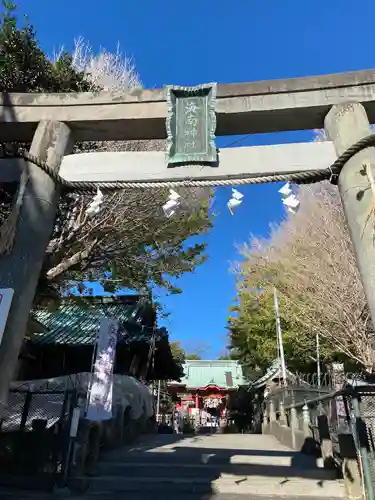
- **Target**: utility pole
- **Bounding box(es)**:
[275,314,281,388]
[156,379,161,422]
[308,333,321,387]
[0,121,73,418]
[2,75,375,425]
[325,103,375,333]
[273,287,287,387]
[316,332,321,388]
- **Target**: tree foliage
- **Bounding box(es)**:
[218,354,232,360]
[0,5,213,304]
[170,341,186,364]
[227,286,342,377]
[169,341,203,363]
[232,179,372,373]
[185,353,201,360]
[0,2,92,93]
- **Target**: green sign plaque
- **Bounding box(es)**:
[166,83,217,165]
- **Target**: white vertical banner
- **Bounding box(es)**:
[0,288,14,346]
[86,317,118,421]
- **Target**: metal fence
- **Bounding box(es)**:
[265,385,375,500]
[0,388,77,490]
[283,371,375,391]
[354,387,375,499]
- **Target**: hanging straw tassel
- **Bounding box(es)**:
[0,171,29,256]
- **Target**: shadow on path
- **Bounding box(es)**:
[88,433,343,499]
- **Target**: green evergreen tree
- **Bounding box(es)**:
[0,3,213,304]
[227,287,341,377]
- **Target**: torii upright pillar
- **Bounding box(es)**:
[325,103,375,349]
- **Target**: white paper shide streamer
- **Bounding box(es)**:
[163,189,181,217]
[86,187,104,216]
[279,182,300,214]
[227,188,244,215]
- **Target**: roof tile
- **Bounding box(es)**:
[30,299,166,346]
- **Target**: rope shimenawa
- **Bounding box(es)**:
[10,134,375,192]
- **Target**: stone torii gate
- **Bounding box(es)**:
[0,69,375,412]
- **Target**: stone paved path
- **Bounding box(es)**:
[81,432,346,499]
[0,433,347,499]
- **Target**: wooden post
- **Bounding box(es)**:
[325,103,375,339]
[0,120,73,418]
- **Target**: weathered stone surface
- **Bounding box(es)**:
[75,433,345,498]
[2,69,375,141]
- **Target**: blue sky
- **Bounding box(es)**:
[14,0,375,357]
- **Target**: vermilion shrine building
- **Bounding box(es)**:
[168,360,245,419]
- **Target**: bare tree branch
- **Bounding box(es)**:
[236,174,375,371]
[46,239,98,280]
[42,39,213,295]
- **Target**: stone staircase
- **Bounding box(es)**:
[80,433,347,499]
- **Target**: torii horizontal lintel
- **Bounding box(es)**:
[0,141,336,184]
[0,69,375,142]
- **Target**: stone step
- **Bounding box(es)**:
[96,461,338,481]
[100,449,325,467]
[0,493,343,500]
[84,475,346,497]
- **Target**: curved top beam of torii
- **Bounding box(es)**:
[0,69,375,142]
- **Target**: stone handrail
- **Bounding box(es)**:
[263,386,371,500]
